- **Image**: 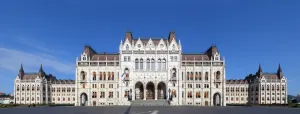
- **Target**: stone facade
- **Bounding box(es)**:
[75,32,226,106]
[13,32,288,106]
[14,64,75,105]
[225,65,288,105]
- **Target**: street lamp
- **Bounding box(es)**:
[128,89,132,101]
[168,89,171,101]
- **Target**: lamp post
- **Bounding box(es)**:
[168,89,171,100]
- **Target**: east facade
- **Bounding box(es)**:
[13,32,287,106]
[76,32,225,106]
[225,65,288,105]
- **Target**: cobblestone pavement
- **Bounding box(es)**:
[0,106,300,114]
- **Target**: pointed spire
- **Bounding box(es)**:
[258,64,262,72]
[278,64,282,72]
[19,63,24,72]
[39,63,44,72]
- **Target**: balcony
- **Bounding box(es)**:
[124,77,130,81]
[170,76,177,81]
[214,79,221,82]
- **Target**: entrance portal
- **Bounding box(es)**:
[146,82,155,100]
[213,93,221,106]
[80,93,88,106]
[135,82,144,100]
[157,82,167,99]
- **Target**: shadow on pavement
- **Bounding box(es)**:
[124,105,132,114]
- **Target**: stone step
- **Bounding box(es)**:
[131,100,170,106]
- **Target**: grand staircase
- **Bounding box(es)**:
[131,99,170,106]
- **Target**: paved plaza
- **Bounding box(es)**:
[0,106,300,114]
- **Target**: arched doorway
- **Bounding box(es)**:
[135,82,144,100]
[213,93,221,106]
[80,93,88,106]
[146,82,155,100]
[157,82,167,99]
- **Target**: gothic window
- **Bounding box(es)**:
[205,72,209,80]
[216,71,221,80]
[196,91,201,98]
[108,72,111,80]
[204,91,209,98]
[135,59,139,69]
[103,72,106,80]
[93,72,96,80]
[112,72,114,80]
[124,90,129,97]
[187,91,192,98]
[172,44,175,50]
[186,72,189,80]
[32,85,35,91]
[151,58,155,70]
[190,72,193,80]
[277,85,279,91]
[195,72,198,80]
[162,59,166,70]
[140,59,143,70]
[158,59,161,70]
[267,85,269,91]
[125,68,129,78]
[199,72,202,80]
[27,85,29,91]
[80,71,86,80]
[272,85,275,91]
[172,89,177,97]
[109,91,114,98]
[282,85,285,91]
[99,72,103,80]
[82,55,87,61]
[126,45,129,50]
[262,85,265,91]
[146,59,150,70]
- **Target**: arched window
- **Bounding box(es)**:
[108,72,111,80]
[158,59,161,70]
[103,72,106,80]
[204,91,209,98]
[277,85,279,91]
[188,91,192,98]
[272,85,275,91]
[196,91,201,98]
[199,72,202,80]
[267,85,269,91]
[151,58,155,70]
[262,85,265,90]
[172,68,176,78]
[93,72,96,80]
[32,85,35,91]
[282,85,285,90]
[190,72,193,80]
[80,71,85,80]
[195,72,198,80]
[140,59,143,70]
[186,72,190,80]
[99,72,103,80]
[146,59,150,70]
[135,59,139,69]
[125,68,129,78]
[172,89,176,97]
[112,72,114,80]
[126,44,129,50]
[216,71,221,80]
[205,72,209,80]
[162,59,166,70]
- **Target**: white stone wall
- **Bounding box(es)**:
[14,77,43,104]
[51,84,75,104]
[225,84,249,104]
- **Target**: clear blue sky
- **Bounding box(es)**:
[0,0,299,95]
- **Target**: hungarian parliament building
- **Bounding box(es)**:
[13,32,288,106]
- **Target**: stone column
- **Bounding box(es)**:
[143,84,146,100]
[155,84,158,100]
